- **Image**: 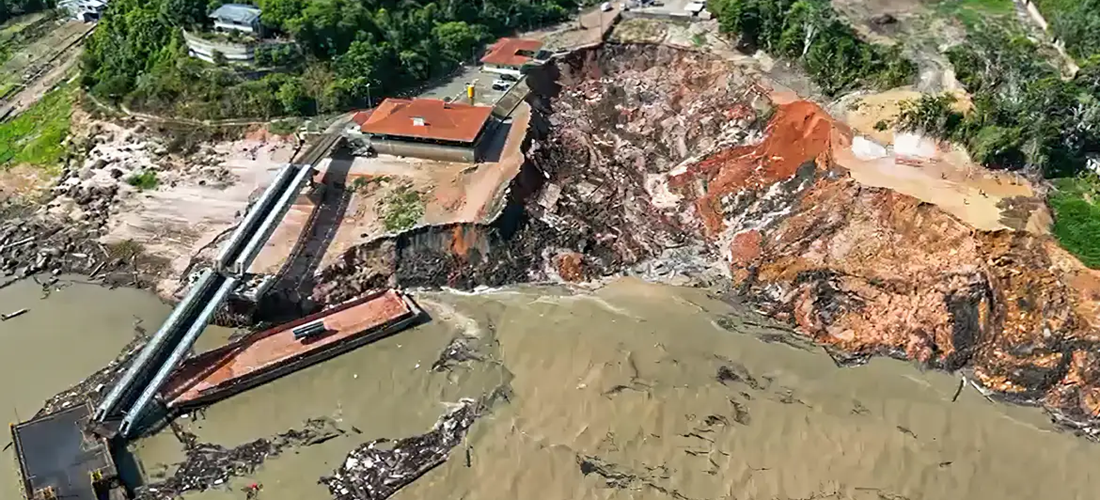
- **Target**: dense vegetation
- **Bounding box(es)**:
[82,0,579,119]
[1050,175,1100,268]
[706,0,915,96]
[897,26,1100,177]
[0,0,50,24]
[896,25,1100,267]
[1035,0,1100,60]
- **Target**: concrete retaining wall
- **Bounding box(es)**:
[621,10,698,24]
[183,30,255,64]
[370,139,478,163]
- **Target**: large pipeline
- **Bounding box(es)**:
[119,276,240,437]
[230,164,316,275]
[93,269,219,421]
[215,163,296,273]
[96,136,338,428]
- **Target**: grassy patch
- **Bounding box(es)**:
[267,118,301,136]
[959,0,1014,14]
[350,175,389,193]
[0,83,73,171]
[0,81,17,98]
[934,0,1017,29]
[382,185,423,232]
[1050,175,1100,269]
[1033,0,1076,17]
[106,239,144,260]
[127,171,159,191]
[691,32,706,47]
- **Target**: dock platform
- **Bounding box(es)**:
[161,289,421,410]
[10,403,121,500]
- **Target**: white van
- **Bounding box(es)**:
[600,2,613,12]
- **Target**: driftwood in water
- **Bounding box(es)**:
[2,308,28,321]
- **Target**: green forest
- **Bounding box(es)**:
[81,0,579,119]
[706,0,915,96]
[894,24,1100,267]
[898,26,1099,177]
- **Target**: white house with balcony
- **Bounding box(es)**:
[210,4,264,35]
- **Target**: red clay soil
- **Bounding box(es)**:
[451,225,490,259]
[719,171,1100,421]
[554,252,587,282]
[728,229,762,284]
[664,101,1100,423]
[669,100,841,236]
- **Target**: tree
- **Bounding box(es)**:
[336,40,383,85]
[898,93,963,137]
[711,0,912,95]
[257,0,303,32]
[398,49,430,82]
[277,78,311,114]
[289,0,371,57]
[159,0,207,28]
[80,0,583,118]
[432,21,484,63]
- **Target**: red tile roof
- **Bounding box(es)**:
[360,98,493,143]
[480,38,544,67]
[351,110,373,125]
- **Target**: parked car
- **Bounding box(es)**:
[492,79,512,91]
[600,2,613,11]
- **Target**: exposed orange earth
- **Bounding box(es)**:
[670,97,1100,423]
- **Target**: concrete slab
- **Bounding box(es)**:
[11,404,115,500]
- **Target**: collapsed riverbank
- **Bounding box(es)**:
[8,279,1100,500]
[309,43,1100,437]
[11,41,1100,437]
[5,38,1100,500]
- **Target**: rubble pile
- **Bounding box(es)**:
[529,44,769,273]
[320,399,481,500]
[140,417,345,500]
[0,118,240,291]
[47,121,232,222]
[312,44,773,298]
[0,208,153,288]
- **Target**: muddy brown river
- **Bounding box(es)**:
[2,277,1099,499]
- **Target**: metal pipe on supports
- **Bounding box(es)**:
[93,269,218,422]
[214,164,296,272]
[229,164,314,276]
[119,276,239,438]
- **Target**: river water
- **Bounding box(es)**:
[2,277,1099,499]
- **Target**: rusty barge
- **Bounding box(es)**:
[161,289,422,411]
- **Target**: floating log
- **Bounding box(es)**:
[2,308,29,321]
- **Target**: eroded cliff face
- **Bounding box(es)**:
[536,44,1100,432]
[662,96,1100,434]
[314,43,1100,433]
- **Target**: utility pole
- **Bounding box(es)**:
[366,83,372,108]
